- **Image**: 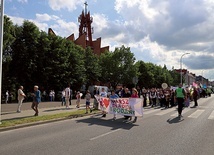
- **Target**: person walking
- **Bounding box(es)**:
[61,89,66,106]
[5,90,9,104]
[76,91,81,108]
[109,90,119,120]
[142,88,148,107]
[31,85,41,116]
[49,90,53,101]
[65,85,70,109]
[192,87,198,107]
[150,88,157,107]
[130,88,139,123]
[69,88,73,105]
[93,87,100,110]
[175,83,186,118]
[85,90,92,114]
[17,86,26,113]
[122,88,131,120]
[100,87,108,117]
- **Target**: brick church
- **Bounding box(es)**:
[48,2,109,55]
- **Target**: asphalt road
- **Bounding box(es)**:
[0,95,214,155]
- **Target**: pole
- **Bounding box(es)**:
[202,70,204,86]
[0,0,4,124]
[180,53,190,85]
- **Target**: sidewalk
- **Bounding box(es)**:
[1,99,91,121]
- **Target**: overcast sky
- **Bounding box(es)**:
[4,0,214,81]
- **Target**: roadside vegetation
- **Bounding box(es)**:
[0,109,100,128]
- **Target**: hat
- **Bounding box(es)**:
[133,88,138,93]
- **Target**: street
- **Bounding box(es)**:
[0,96,214,155]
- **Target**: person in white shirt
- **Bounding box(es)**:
[61,89,66,106]
[65,85,70,109]
[17,86,26,113]
[52,90,55,101]
[5,90,9,104]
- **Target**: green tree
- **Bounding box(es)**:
[9,20,41,91]
[2,16,16,92]
[99,45,137,88]
[84,47,101,86]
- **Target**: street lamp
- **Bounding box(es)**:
[180,53,190,85]
[0,0,4,124]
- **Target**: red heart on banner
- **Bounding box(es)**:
[102,98,109,108]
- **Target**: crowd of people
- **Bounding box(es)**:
[5,83,214,119]
[92,84,213,121]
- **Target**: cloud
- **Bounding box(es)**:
[105,0,214,73]
[50,19,79,37]
[35,13,60,22]
[36,13,52,22]
[8,11,78,37]
[92,13,108,34]
[48,0,85,11]
[114,0,214,53]
[8,15,24,26]
[185,54,214,70]
[17,0,27,3]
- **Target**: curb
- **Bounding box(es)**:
[0,111,102,132]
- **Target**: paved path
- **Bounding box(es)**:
[1,99,95,121]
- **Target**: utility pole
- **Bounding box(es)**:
[0,0,4,124]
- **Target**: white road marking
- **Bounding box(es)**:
[208,110,214,120]
[90,129,121,141]
[188,110,204,118]
[144,109,161,115]
[155,108,176,116]
[171,108,191,117]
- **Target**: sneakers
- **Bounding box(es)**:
[113,117,116,120]
[90,109,92,113]
[85,112,88,114]
[132,117,137,123]
[34,113,38,116]
[17,110,21,113]
[102,114,106,117]
[178,114,183,118]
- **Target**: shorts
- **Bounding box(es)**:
[86,101,90,106]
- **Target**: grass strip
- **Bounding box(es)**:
[0,109,100,128]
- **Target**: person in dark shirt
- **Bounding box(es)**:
[122,88,131,98]
[122,88,131,120]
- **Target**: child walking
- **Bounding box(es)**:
[76,91,81,108]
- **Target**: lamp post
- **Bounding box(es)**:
[180,53,190,85]
[201,70,204,86]
[0,0,4,124]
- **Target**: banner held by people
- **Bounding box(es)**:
[95,96,143,117]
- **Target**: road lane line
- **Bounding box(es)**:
[90,129,121,141]
[171,108,191,117]
[208,110,214,120]
[155,108,175,116]
[144,109,160,114]
[188,110,204,118]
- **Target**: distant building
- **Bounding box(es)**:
[196,75,209,86]
[174,69,196,85]
[175,69,212,87]
[48,2,109,55]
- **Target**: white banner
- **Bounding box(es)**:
[95,96,143,117]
